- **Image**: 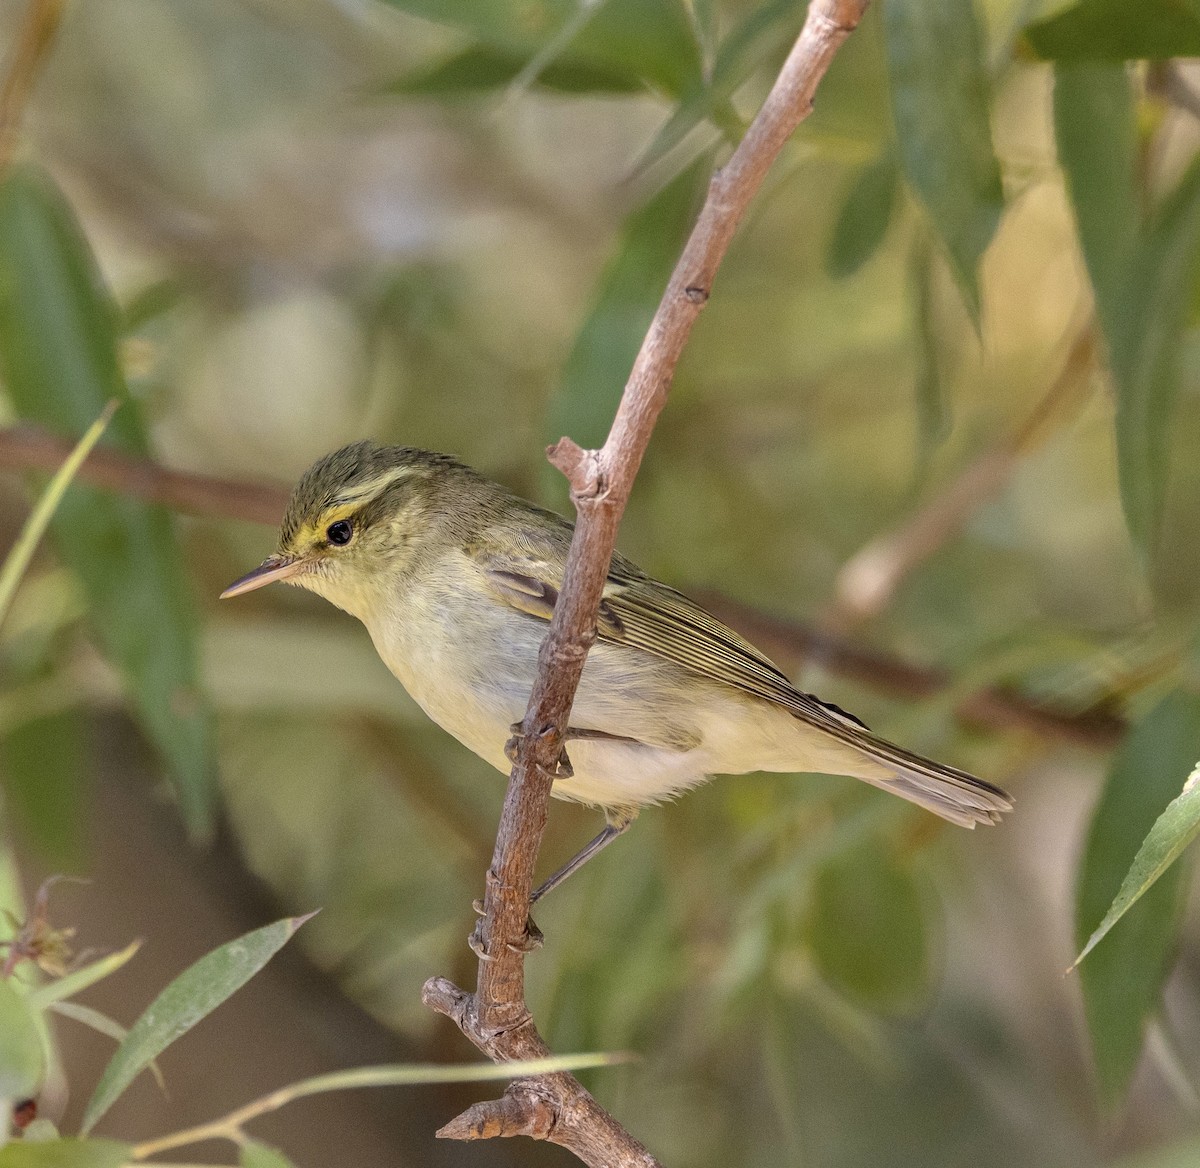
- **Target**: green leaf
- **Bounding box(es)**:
[1075,763,1200,968]
[1053,62,1139,345]
[48,1001,129,1044]
[0,977,45,1098]
[635,0,796,172]
[884,0,1004,324]
[1056,66,1200,554]
[48,1001,166,1091]
[544,156,709,494]
[0,1140,131,1168]
[0,165,216,838]
[383,44,643,95]
[0,710,84,866]
[241,1141,297,1168]
[81,914,313,1133]
[1108,160,1200,554]
[810,840,930,1015]
[909,229,949,465]
[0,401,116,632]
[247,1051,630,1104]
[380,0,701,97]
[1025,0,1200,61]
[1076,690,1200,1106]
[826,150,900,280]
[27,940,141,1009]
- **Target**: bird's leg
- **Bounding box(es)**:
[531,806,637,904]
[468,807,637,957]
[487,725,642,954]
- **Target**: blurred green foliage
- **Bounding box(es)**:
[1,0,1200,1165]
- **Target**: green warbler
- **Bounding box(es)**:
[222,442,1011,900]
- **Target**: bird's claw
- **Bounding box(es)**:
[504,722,573,779]
[509,915,544,953]
[468,919,494,960]
[467,913,543,958]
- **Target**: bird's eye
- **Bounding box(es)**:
[326,519,354,546]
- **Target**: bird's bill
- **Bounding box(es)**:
[220,554,305,599]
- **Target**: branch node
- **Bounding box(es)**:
[684,285,709,304]
[547,437,608,501]
[421,975,471,1022]
[437,1084,557,1142]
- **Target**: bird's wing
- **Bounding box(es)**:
[473,539,867,733]
[472,536,1012,828]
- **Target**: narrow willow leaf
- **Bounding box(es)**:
[0,165,216,838]
[1025,0,1200,61]
[826,150,900,279]
[48,1000,128,1044]
[241,1142,296,1168]
[249,1051,630,1106]
[1056,75,1200,555]
[0,402,114,631]
[636,0,796,172]
[544,157,709,498]
[383,45,642,96]
[910,230,948,466]
[48,1002,166,1091]
[1075,764,1200,968]
[81,915,313,1133]
[0,709,84,866]
[884,0,1004,324]
[1053,62,1138,345]
[27,940,141,1009]
[0,977,45,1098]
[380,0,701,97]
[562,0,702,97]
[1108,161,1200,553]
[0,1140,131,1168]
[1076,690,1200,1106]
[810,840,930,1015]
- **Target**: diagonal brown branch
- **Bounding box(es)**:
[0,420,1124,749]
[0,424,287,524]
[832,324,1097,628]
[418,3,872,1164]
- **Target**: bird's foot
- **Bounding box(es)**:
[509,916,544,953]
[504,721,573,778]
[468,909,544,958]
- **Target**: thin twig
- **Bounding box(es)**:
[418,3,873,1164]
[832,324,1097,627]
[0,421,1123,748]
[0,0,66,172]
[129,1055,624,1160]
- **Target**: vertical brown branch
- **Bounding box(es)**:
[421,3,873,1164]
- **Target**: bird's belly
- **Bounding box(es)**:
[366,581,891,813]
[369,604,724,810]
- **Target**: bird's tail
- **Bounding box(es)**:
[849,731,1012,828]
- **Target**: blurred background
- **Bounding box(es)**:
[2,0,1200,1165]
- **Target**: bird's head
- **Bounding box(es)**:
[221,441,474,618]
